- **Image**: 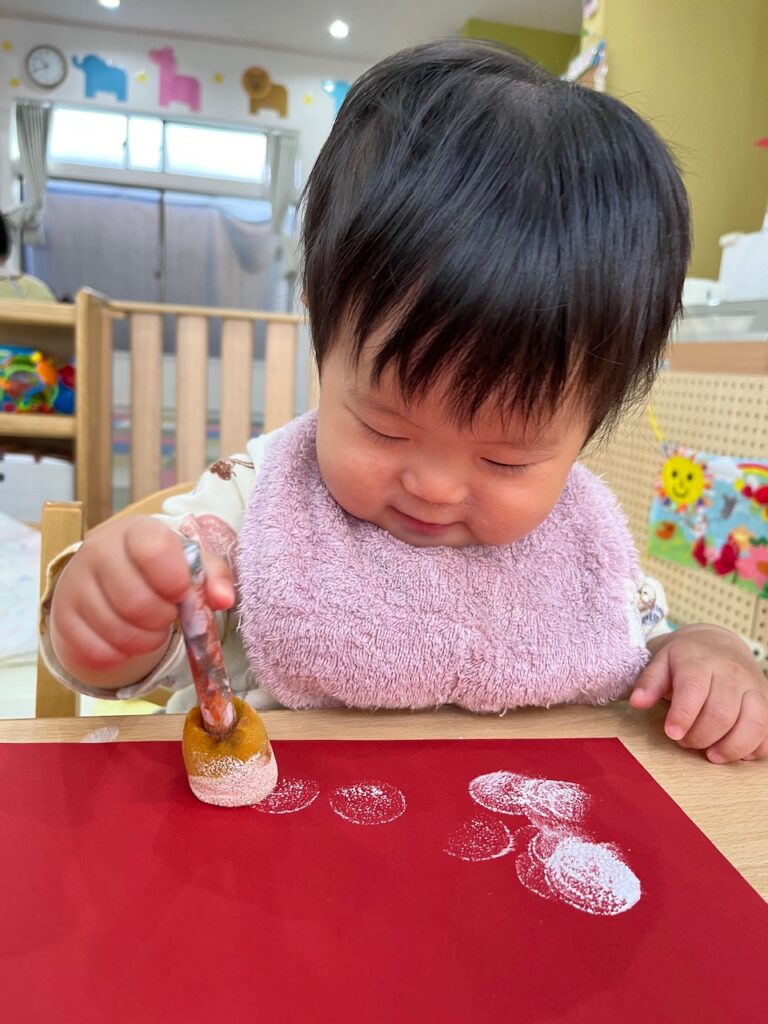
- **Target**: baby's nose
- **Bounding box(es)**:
[400,463,468,507]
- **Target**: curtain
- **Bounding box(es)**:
[267,132,299,278]
[267,132,298,234]
[4,100,52,245]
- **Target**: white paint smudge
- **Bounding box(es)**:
[459,770,642,916]
[543,837,641,916]
[187,751,278,808]
[469,771,589,828]
[329,781,406,825]
[253,777,320,814]
[445,816,515,862]
[80,726,119,743]
[515,849,555,901]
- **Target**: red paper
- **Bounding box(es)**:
[0,737,765,1023]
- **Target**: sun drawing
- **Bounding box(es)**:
[656,448,712,511]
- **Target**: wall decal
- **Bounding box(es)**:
[149,46,201,112]
[72,53,127,101]
[241,66,288,118]
[322,78,350,117]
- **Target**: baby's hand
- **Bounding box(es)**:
[50,516,235,688]
[630,625,768,763]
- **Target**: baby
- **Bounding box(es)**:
[44,40,767,762]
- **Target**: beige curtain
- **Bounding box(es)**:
[4,100,52,245]
[267,131,300,278]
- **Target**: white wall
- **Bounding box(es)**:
[0,15,370,215]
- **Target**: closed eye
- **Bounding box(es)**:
[360,420,406,443]
[483,459,531,475]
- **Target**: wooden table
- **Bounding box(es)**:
[1,701,766,899]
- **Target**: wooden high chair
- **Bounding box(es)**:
[74,292,315,529]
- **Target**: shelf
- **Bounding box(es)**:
[0,413,75,439]
[0,300,76,329]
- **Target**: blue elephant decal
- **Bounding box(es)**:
[322,79,350,118]
[72,55,128,102]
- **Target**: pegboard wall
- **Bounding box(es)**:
[582,372,768,647]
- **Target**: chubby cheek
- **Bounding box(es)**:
[316,431,392,520]
[472,472,570,545]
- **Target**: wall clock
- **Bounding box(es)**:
[24,44,68,89]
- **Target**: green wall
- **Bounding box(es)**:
[460,18,578,77]
[601,0,768,278]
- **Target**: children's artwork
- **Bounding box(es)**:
[241,65,288,118]
[72,54,127,101]
[0,737,765,1021]
[322,78,350,117]
[648,445,768,597]
[149,46,201,112]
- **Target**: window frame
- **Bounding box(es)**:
[13,103,296,201]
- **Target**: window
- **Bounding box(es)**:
[127,117,163,172]
[165,123,266,182]
[49,108,129,167]
[46,106,268,183]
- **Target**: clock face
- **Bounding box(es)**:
[25,45,68,89]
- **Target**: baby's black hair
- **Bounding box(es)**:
[301,39,690,433]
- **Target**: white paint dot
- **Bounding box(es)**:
[329,781,406,825]
[80,726,119,743]
[444,816,515,861]
[544,837,641,916]
[515,850,555,901]
[253,777,320,814]
[469,771,589,828]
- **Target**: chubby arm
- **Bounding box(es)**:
[42,446,266,698]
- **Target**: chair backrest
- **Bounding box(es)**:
[77,293,316,527]
[582,370,768,651]
[36,482,194,717]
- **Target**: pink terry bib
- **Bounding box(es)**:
[236,412,649,711]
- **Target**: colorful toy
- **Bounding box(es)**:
[0,346,75,414]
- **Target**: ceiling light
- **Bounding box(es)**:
[99,0,121,9]
[328,20,349,40]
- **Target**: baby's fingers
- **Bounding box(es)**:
[708,691,768,764]
[630,649,672,709]
[664,668,713,741]
[200,552,235,610]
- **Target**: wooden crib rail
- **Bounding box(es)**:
[76,292,309,525]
